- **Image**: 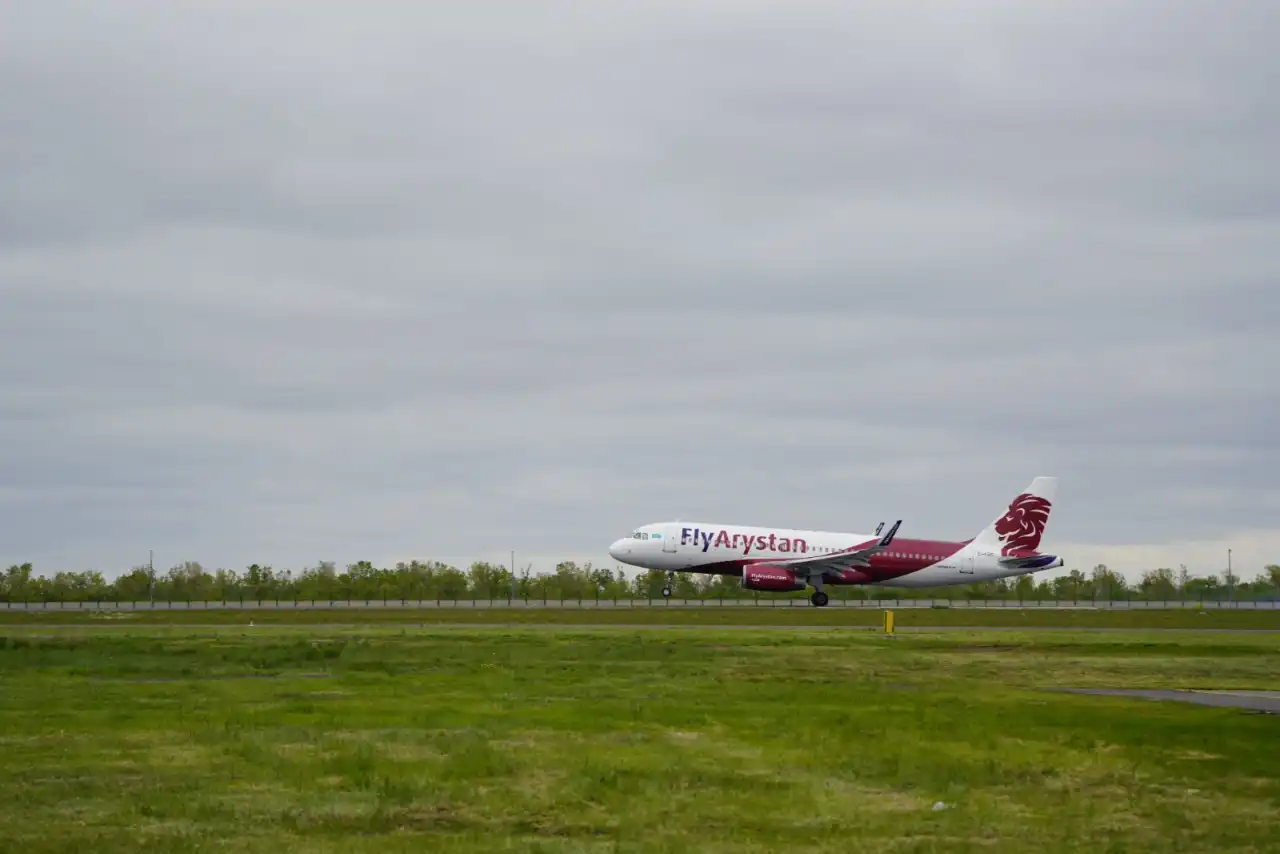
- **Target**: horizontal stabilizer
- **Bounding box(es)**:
[998,552,1063,570]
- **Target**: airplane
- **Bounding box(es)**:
[607,476,1063,606]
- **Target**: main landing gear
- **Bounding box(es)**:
[809,576,829,607]
[661,571,674,598]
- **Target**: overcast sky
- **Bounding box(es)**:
[2,1,1277,583]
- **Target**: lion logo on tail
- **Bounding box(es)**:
[993,493,1052,556]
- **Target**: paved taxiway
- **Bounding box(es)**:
[1056,688,1280,714]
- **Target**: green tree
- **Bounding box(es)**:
[1184,573,1220,599]
[1012,574,1036,601]
[1090,564,1127,600]
[115,566,154,602]
[1177,565,1191,597]
[546,561,590,600]
[213,568,242,601]
[1,563,35,601]
[706,573,745,599]
[244,564,278,601]
[667,570,700,598]
[1139,568,1177,600]
[1053,569,1087,601]
[467,561,512,600]
[344,561,378,600]
[435,565,469,599]
[165,562,211,601]
[632,569,668,599]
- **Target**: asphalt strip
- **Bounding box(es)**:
[1054,687,1280,713]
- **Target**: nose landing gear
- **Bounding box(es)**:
[661,571,674,598]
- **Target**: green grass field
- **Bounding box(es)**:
[1,626,1278,852]
[3,603,1280,630]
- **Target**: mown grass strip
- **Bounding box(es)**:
[1,629,1278,852]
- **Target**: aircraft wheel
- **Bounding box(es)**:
[810,591,829,607]
[661,586,672,598]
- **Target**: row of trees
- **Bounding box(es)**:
[3,560,1279,603]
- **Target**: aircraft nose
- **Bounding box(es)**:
[608,539,630,560]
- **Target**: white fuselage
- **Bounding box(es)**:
[608,521,1057,588]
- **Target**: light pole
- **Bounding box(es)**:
[1228,548,1233,603]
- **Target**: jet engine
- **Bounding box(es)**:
[740,565,806,592]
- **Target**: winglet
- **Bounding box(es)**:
[875,521,884,536]
[878,519,901,548]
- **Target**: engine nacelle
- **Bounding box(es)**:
[740,565,806,592]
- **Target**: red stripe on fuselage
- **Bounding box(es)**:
[687,537,970,585]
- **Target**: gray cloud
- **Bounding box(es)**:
[2,0,1278,580]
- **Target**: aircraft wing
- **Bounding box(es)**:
[772,519,902,573]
